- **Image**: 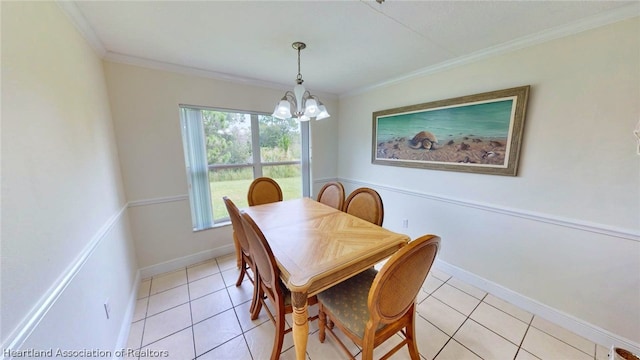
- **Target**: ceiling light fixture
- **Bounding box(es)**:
[272,42,330,121]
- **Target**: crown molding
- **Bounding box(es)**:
[55,1,106,57]
[54,1,306,97]
[55,0,637,101]
[104,52,283,91]
[341,3,640,98]
[103,51,339,100]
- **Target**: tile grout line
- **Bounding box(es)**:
[129,260,607,360]
[445,280,487,359]
[528,315,600,358]
[138,269,197,357]
[418,276,447,360]
[220,257,256,360]
[431,278,487,360]
[136,281,152,352]
[468,291,541,359]
[132,279,152,360]
[416,284,469,359]
[445,277,555,359]
[190,259,247,359]
[185,265,198,360]
[513,314,538,359]
[231,286,255,360]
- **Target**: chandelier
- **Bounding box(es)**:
[272,42,330,121]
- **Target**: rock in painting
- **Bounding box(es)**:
[457,142,470,151]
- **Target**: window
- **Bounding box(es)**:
[180,105,310,230]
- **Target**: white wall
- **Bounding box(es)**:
[337,18,640,347]
[1,1,137,354]
[103,62,339,270]
[5,0,633,354]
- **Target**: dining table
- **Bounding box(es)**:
[243,197,410,360]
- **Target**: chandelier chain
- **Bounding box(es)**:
[272,41,329,121]
[296,44,303,84]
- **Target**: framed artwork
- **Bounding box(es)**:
[372,85,530,176]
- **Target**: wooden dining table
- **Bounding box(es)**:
[243,197,410,360]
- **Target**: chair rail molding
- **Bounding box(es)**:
[2,204,128,355]
[338,178,639,242]
[128,194,189,208]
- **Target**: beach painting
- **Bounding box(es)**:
[372,86,530,176]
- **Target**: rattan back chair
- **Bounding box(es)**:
[239,211,318,360]
[343,187,384,226]
[317,234,441,360]
[223,197,259,314]
[247,177,283,206]
[316,181,345,210]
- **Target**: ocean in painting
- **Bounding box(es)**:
[376,99,515,143]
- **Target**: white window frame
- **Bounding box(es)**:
[179,104,310,230]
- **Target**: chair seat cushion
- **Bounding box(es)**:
[317,268,383,337]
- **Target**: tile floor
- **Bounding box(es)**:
[126,253,610,360]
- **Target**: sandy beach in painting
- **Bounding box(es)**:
[376,135,508,165]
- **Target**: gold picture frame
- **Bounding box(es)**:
[372,86,530,176]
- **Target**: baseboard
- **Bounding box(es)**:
[434,259,640,354]
[138,244,235,279]
[112,244,235,358]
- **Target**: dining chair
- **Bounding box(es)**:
[317,234,441,360]
[239,211,319,360]
[316,181,345,210]
[247,177,283,206]
[343,187,384,226]
[223,196,259,314]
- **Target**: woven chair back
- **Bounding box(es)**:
[369,235,440,323]
[240,212,279,292]
[317,182,345,210]
[343,187,384,226]
[247,177,283,206]
[223,196,250,255]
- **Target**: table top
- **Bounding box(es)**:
[243,197,410,294]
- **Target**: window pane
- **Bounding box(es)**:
[209,167,253,221]
[180,106,308,229]
[202,110,253,165]
[258,115,301,163]
[263,164,301,201]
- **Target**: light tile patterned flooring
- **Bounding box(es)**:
[127,253,611,360]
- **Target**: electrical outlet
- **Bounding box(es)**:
[402,219,409,228]
[104,298,111,320]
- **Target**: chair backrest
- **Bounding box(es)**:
[240,211,281,296]
[343,187,384,226]
[316,182,345,210]
[247,177,283,206]
[223,196,250,256]
[368,234,440,324]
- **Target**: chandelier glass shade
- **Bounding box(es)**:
[272,42,330,121]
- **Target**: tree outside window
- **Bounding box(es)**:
[180,106,307,230]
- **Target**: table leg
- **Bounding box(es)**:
[291,291,309,360]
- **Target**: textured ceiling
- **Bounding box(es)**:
[69,0,638,95]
